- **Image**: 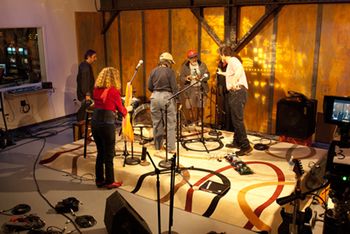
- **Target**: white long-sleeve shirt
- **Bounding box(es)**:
[224,57,248,91]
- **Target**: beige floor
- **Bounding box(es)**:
[0,117,258,234]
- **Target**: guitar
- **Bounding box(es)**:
[278,159,313,234]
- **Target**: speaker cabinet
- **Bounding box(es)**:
[104,191,152,234]
[276,97,317,139]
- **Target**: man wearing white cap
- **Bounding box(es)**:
[148,52,178,153]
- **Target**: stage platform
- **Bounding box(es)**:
[40,127,328,233]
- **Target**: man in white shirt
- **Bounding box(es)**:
[217,45,252,156]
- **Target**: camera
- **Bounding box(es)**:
[322,95,350,234]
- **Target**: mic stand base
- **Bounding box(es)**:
[208,129,222,136]
[158,159,173,169]
[125,157,141,165]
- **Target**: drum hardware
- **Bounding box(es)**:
[132,103,153,145]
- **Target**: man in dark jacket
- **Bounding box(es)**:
[76,49,97,121]
[179,49,209,125]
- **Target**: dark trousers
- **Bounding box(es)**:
[228,88,250,148]
[91,121,116,184]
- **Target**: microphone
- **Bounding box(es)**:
[200,73,209,82]
[135,60,143,70]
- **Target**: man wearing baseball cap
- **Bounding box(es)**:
[147,52,178,153]
[179,49,209,125]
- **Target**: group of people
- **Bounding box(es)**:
[76,45,252,189]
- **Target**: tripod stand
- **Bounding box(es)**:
[181,76,224,152]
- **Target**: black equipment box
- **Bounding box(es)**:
[276,96,317,139]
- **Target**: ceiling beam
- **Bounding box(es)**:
[191,8,223,46]
[99,0,350,12]
[101,11,119,34]
[233,4,283,52]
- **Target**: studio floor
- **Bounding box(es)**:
[0,116,328,234]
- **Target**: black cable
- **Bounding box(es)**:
[0,126,71,153]
[32,138,82,234]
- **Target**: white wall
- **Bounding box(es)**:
[0,0,96,129]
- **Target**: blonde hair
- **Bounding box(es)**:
[94,67,121,90]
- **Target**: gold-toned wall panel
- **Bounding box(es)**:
[144,10,169,98]
[171,9,198,74]
[317,4,350,112]
[240,7,272,133]
[274,5,317,133]
[240,6,265,39]
[105,12,120,70]
[75,12,105,78]
[275,5,317,98]
[202,8,224,124]
[119,11,143,97]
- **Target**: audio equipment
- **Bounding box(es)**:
[276,96,317,139]
[104,191,152,234]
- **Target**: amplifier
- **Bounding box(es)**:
[276,97,317,139]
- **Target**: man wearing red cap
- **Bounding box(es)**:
[179,49,209,125]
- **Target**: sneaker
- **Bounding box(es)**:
[104,181,123,189]
[225,141,240,149]
[95,181,105,188]
[236,146,253,156]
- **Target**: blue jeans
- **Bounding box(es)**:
[150,91,176,151]
[228,88,250,148]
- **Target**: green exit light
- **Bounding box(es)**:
[342,176,349,181]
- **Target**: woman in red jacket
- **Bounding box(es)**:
[91,67,132,189]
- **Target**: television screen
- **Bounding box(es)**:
[324,96,350,125]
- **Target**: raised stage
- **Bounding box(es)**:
[40,126,327,233]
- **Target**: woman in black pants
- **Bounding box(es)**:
[91,67,132,189]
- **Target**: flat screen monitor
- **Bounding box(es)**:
[324,95,350,125]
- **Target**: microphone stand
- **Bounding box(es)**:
[158,78,205,168]
[180,76,224,153]
[123,63,142,165]
[145,148,162,234]
[158,101,172,168]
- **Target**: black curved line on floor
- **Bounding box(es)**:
[130,167,231,218]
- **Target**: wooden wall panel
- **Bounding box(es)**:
[75,12,104,78]
[171,9,198,74]
[119,11,143,98]
[144,10,169,99]
[105,12,120,70]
